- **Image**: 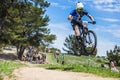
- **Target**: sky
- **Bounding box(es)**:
[46,0,120,56]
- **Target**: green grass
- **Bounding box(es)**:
[39,53,120,78]
[0,60,25,79]
[0,77,2,80]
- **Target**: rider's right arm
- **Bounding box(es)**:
[68,15,73,21]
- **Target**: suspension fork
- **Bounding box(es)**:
[83,27,91,44]
[86,32,93,44]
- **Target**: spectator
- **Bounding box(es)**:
[110,60,119,73]
[54,50,60,63]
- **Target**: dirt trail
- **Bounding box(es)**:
[11,66,119,80]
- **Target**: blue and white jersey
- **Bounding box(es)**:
[70,9,89,21]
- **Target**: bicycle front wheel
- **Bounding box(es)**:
[84,30,97,54]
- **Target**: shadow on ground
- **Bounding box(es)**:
[0,53,18,60]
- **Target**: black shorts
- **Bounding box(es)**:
[71,20,83,30]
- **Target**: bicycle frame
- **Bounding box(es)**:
[77,21,97,55]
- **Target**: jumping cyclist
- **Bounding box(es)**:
[68,2,96,42]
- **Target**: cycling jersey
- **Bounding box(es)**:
[70,9,89,21]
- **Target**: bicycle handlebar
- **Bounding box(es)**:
[88,21,96,24]
[71,19,96,25]
[88,22,93,24]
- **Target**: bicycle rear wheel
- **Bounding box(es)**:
[84,30,97,54]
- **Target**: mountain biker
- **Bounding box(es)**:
[68,2,96,42]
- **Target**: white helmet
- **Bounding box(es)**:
[76,2,84,9]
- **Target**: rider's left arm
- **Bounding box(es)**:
[87,14,95,22]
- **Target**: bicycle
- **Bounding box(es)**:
[75,20,97,55]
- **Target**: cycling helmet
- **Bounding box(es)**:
[76,2,84,13]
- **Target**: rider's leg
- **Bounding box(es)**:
[74,25,80,41]
[74,25,81,55]
[74,25,81,50]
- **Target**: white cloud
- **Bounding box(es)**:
[89,25,120,56]
[90,24,120,56]
[106,29,120,38]
[97,37,116,56]
[106,26,120,38]
[92,24,120,56]
[99,18,120,22]
[94,24,120,38]
[51,34,66,52]
[93,0,120,12]
[47,23,74,52]
[50,2,71,9]
[67,0,75,3]
[93,0,116,4]
[48,23,72,31]
[51,2,58,6]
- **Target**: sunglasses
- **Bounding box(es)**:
[77,8,83,12]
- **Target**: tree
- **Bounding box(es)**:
[107,45,120,66]
[0,0,56,60]
[63,35,78,55]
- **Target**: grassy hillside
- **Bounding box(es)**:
[0,52,119,79]
[40,53,120,78]
[46,53,109,66]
